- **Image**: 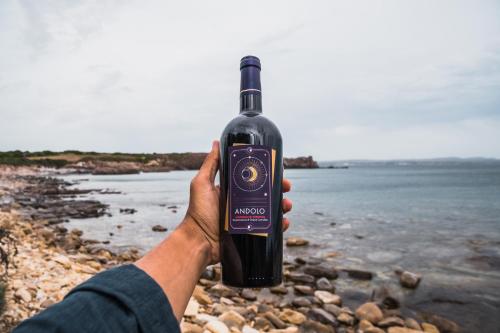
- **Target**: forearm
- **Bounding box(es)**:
[135,216,211,321]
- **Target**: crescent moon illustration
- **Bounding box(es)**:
[248,166,258,182]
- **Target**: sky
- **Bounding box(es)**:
[1,0,500,160]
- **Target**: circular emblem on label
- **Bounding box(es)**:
[233,156,268,192]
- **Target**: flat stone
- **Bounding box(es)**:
[288,272,315,284]
[378,316,405,327]
[304,265,338,279]
[204,320,230,333]
[240,289,257,301]
[210,284,237,298]
[270,285,288,294]
[286,237,309,247]
[343,268,374,280]
[184,298,200,316]
[292,297,312,307]
[314,290,342,305]
[308,308,337,326]
[151,225,167,232]
[316,277,335,291]
[279,308,306,325]
[355,302,383,324]
[218,310,246,329]
[294,285,314,295]
[399,271,421,289]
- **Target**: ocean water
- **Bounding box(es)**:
[60,162,500,332]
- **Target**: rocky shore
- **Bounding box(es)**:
[0,167,461,333]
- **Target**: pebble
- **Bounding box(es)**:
[264,311,287,329]
[184,298,200,316]
[218,310,245,329]
[279,308,306,325]
[285,237,309,246]
[304,265,338,279]
[405,318,422,330]
[240,289,256,301]
[294,285,314,295]
[399,270,421,289]
[53,255,72,269]
[315,277,335,291]
[314,290,342,305]
[288,272,315,284]
[15,288,32,303]
[355,302,383,324]
[269,285,288,294]
[378,316,405,327]
[181,322,203,333]
[421,323,440,333]
[387,328,424,333]
[301,320,335,333]
[210,284,237,298]
[308,308,337,326]
[241,326,259,333]
[292,297,312,307]
[343,268,373,280]
[151,225,167,232]
[204,320,230,333]
[323,303,342,316]
[337,312,355,325]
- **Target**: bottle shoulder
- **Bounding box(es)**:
[221,113,282,140]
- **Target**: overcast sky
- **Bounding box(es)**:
[1,0,500,160]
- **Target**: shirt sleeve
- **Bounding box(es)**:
[13,264,181,333]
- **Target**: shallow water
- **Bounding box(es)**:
[60,162,500,332]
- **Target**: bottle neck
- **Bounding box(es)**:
[239,65,262,113]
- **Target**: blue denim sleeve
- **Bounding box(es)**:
[13,264,180,333]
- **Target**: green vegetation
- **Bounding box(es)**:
[0,151,68,168]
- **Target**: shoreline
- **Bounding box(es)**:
[0,167,462,333]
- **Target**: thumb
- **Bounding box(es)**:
[198,140,220,183]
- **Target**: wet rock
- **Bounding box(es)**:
[404,318,422,330]
[355,302,383,324]
[301,320,335,333]
[292,297,312,307]
[421,323,440,333]
[264,311,287,329]
[180,322,203,333]
[378,316,405,327]
[343,268,373,280]
[398,271,421,289]
[218,310,245,329]
[288,272,315,284]
[337,312,355,325]
[204,320,230,333]
[425,314,459,333]
[307,308,337,326]
[270,285,288,294]
[316,277,335,292]
[184,298,200,316]
[119,208,137,214]
[279,308,306,325]
[286,237,309,247]
[152,225,167,232]
[294,285,314,295]
[304,265,338,279]
[240,289,257,301]
[314,291,342,305]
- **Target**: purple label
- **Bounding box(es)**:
[229,145,272,234]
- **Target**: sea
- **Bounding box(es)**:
[60,160,500,332]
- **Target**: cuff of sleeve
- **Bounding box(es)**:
[67,264,180,333]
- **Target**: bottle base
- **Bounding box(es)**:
[222,277,282,288]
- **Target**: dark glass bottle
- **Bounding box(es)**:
[219,56,283,287]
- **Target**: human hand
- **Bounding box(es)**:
[185,140,292,264]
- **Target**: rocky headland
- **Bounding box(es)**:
[0,166,461,333]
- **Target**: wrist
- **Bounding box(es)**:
[178,216,212,267]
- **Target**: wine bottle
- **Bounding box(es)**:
[219,55,283,287]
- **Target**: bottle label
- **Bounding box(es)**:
[228,145,272,234]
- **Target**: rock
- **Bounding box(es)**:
[193,285,212,305]
[308,308,337,326]
[240,289,257,301]
[378,316,405,327]
[399,271,421,289]
[316,277,335,291]
[288,272,315,284]
[294,285,314,295]
[387,328,424,333]
[365,327,386,333]
[71,228,83,236]
[184,298,200,316]
[323,303,342,316]
[210,284,237,298]
[270,285,288,294]
[343,268,373,280]
[242,326,259,333]
[421,323,440,333]
[41,298,55,308]
[152,225,167,232]
[359,319,373,330]
[314,290,342,305]
[304,265,338,279]
[218,310,246,329]
[15,288,32,303]
[286,237,309,247]
[264,311,287,329]
[269,328,299,333]
[254,317,272,330]
[337,312,355,325]
[405,318,422,330]
[119,208,137,214]
[355,302,383,324]
[279,309,306,325]
[201,267,215,280]
[292,297,312,307]
[205,320,230,333]
[212,304,229,316]
[425,315,459,333]
[220,297,234,305]
[53,254,72,269]
[301,320,335,333]
[195,313,218,324]
[180,322,203,333]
